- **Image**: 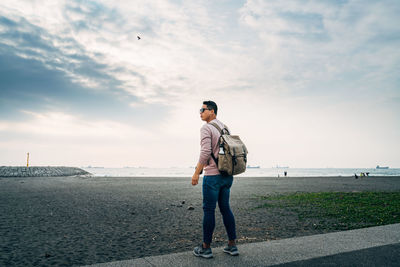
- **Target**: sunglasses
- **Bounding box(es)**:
[199,108,211,113]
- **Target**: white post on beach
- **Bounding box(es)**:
[27,152,29,167]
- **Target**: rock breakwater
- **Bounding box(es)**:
[0,166,91,177]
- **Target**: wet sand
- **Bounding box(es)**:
[1,176,399,266]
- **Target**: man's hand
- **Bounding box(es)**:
[192,163,204,186]
[192,173,199,186]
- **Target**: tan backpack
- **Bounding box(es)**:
[210,122,248,176]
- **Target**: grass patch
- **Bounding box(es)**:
[256,192,400,230]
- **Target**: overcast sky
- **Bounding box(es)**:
[1,0,399,168]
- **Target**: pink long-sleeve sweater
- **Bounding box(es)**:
[198,119,229,176]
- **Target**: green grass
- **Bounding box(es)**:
[256,192,400,230]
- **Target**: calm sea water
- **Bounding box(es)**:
[81,167,400,177]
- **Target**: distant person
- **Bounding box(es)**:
[354,173,358,179]
[191,100,238,258]
[284,171,287,177]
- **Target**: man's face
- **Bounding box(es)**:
[200,104,212,121]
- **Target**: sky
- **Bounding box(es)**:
[0,0,399,168]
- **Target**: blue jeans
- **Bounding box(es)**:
[202,175,236,244]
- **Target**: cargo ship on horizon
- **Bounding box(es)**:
[376,165,389,169]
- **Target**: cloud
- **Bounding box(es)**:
[0,1,267,103]
[0,1,197,105]
[0,0,399,167]
[238,0,400,98]
[0,109,201,167]
[0,49,172,126]
[0,110,145,139]
[1,0,399,105]
[0,14,126,89]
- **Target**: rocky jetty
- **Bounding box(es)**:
[0,166,91,177]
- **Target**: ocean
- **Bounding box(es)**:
[81,167,400,177]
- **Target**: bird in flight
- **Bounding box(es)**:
[137,36,141,40]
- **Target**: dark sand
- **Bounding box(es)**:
[1,176,399,266]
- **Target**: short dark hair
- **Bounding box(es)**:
[203,100,218,115]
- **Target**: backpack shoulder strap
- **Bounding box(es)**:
[208,122,227,167]
[209,122,222,134]
[209,122,229,135]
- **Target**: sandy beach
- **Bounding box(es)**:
[1,175,399,266]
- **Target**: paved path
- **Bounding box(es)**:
[83,223,400,267]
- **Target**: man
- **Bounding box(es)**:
[192,100,238,258]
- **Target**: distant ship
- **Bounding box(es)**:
[247,165,260,169]
[376,165,389,169]
[273,165,289,169]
